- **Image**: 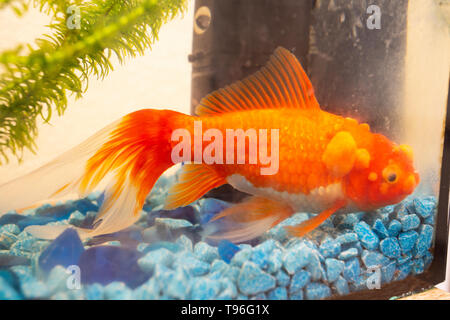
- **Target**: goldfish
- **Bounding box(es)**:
[0,47,419,242]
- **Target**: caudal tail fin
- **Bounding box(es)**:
[0,109,182,239]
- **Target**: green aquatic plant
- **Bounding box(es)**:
[0,0,187,164]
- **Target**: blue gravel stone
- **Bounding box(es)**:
[395,261,413,281]
[361,250,389,268]
[336,213,363,230]
[79,246,148,289]
[424,251,433,268]
[380,238,401,259]
[217,278,238,299]
[275,270,290,287]
[381,260,396,283]
[305,282,331,300]
[325,258,345,282]
[290,290,304,300]
[0,277,21,299]
[175,234,193,251]
[336,232,358,245]
[289,270,311,293]
[414,225,433,258]
[167,267,191,299]
[21,279,50,299]
[397,252,412,265]
[0,231,18,250]
[338,248,358,260]
[138,241,182,254]
[194,242,219,263]
[68,211,85,227]
[413,198,435,219]
[237,261,276,295]
[306,251,325,281]
[183,256,210,276]
[372,219,389,239]
[412,258,425,275]
[230,247,251,267]
[250,240,276,269]
[38,228,84,274]
[387,220,402,237]
[0,213,27,226]
[104,282,132,300]
[282,243,312,275]
[191,278,221,299]
[319,238,341,258]
[138,248,174,273]
[148,206,197,225]
[47,265,70,294]
[85,283,104,300]
[155,218,193,230]
[266,249,283,273]
[400,214,420,231]
[343,258,361,283]
[133,278,160,300]
[398,231,419,253]
[354,221,379,250]
[17,216,58,230]
[424,214,435,225]
[267,287,288,300]
[0,224,20,235]
[334,276,349,295]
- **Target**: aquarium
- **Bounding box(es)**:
[0,0,449,301]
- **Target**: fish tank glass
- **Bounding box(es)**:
[0,0,448,301]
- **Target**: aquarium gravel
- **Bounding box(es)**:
[0,173,437,300]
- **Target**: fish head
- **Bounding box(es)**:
[344,133,420,210]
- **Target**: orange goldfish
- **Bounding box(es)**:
[0,47,419,242]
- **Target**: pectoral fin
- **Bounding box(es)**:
[284,199,347,237]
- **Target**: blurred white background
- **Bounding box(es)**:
[0,1,194,183]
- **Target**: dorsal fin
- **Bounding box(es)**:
[195,47,320,116]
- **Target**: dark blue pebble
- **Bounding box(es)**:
[38,228,84,274]
[17,216,58,231]
[34,203,76,219]
[78,246,148,289]
[0,214,27,226]
[218,240,241,263]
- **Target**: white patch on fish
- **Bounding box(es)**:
[226,174,354,213]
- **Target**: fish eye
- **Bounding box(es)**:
[382,166,398,184]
